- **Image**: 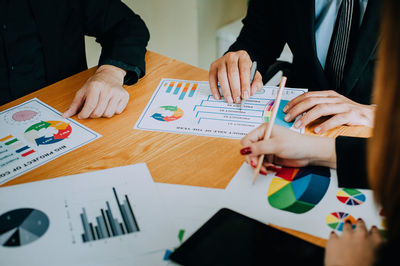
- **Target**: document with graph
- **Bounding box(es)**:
[135,79,307,139]
[0,163,176,266]
[0,98,101,185]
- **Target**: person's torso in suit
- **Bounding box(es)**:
[229,0,380,104]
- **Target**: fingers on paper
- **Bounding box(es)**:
[63,90,86,118]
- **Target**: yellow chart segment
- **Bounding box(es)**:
[48,121,69,130]
[267,178,290,197]
[326,214,339,224]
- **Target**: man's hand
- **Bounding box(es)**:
[63,65,129,119]
[325,219,383,266]
[209,50,263,103]
[282,90,376,133]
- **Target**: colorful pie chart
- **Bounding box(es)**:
[267,166,331,214]
[336,188,366,206]
[151,106,184,122]
[24,120,72,146]
[326,212,356,231]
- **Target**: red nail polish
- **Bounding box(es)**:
[372,225,377,229]
[250,161,256,168]
[260,170,267,175]
[240,147,252,155]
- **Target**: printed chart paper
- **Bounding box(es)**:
[135,79,307,139]
[223,163,384,239]
[0,98,101,185]
[0,164,176,266]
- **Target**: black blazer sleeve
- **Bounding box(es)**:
[335,136,369,189]
[82,0,150,85]
[227,0,286,79]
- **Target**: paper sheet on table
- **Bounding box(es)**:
[134,79,307,139]
[0,98,101,185]
[0,163,176,266]
[223,163,384,239]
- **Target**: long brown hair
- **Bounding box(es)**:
[368,0,400,241]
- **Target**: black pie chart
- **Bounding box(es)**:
[0,208,49,247]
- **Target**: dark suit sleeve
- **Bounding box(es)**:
[81,0,150,85]
[335,136,369,189]
[227,0,286,79]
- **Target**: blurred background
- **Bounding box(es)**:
[85,0,248,70]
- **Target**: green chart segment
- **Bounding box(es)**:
[267,166,331,214]
[0,208,49,247]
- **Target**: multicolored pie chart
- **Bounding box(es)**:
[336,188,366,206]
[151,106,184,122]
[267,166,331,214]
[24,120,72,146]
[326,212,356,231]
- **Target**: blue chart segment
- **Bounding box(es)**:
[0,208,49,247]
[80,187,140,243]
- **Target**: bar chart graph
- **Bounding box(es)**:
[164,80,199,100]
[80,187,140,243]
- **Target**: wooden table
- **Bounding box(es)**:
[0,51,372,248]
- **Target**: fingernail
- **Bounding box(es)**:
[240,147,252,155]
[314,127,321,134]
[243,91,249,100]
[227,96,233,104]
[284,114,291,121]
[330,231,336,235]
[283,105,288,113]
[294,120,302,129]
[345,220,352,224]
[213,94,220,100]
[372,225,377,229]
[357,218,363,222]
[260,170,267,175]
[235,97,241,104]
[250,161,256,168]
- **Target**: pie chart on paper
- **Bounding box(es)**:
[267,166,331,214]
[24,120,72,146]
[336,188,366,206]
[151,106,184,122]
[0,208,50,247]
[326,212,356,232]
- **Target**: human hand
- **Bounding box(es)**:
[325,219,384,266]
[209,50,263,103]
[63,64,129,119]
[240,124,336,174]
[282,90,376,134]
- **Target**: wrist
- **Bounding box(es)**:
[97,64,126,84]
[308,136,337,168]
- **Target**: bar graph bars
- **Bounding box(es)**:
[79,187,139,243]
[164,81,198,100]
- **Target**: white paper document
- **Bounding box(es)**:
[0,164,176,266]
[0,98,101,185]
[135,79,307,139]
[223,163,384,239]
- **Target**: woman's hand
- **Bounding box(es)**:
[325,219,384,266]
[240,124,336,174]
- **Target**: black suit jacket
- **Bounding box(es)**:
[27,0,149,86]
[229,0,380,104]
